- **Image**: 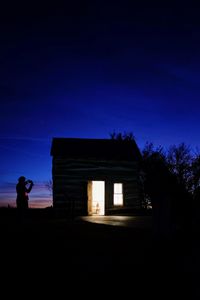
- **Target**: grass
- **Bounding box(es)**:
[0,207,199,298]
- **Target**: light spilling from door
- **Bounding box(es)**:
[92,181,105,215]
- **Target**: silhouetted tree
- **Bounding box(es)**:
[141,143,170,203]
[142,141,195,234]
[141,142,165,209]
[141,142,185,238]
[109,130,135,141]
[45,179,53,196]
[166,143,194,228]
[166,143,193,192]
[191,152,200,192]
[191,153,200,223]
[142,142,165,160]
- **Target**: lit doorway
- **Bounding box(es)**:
[88,181,105,215]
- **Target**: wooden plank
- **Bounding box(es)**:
[52,156,143,214]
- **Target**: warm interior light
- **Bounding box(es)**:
[113,183,123,205]
[92,181,105,215]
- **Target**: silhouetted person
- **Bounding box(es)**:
[16,176,34,210]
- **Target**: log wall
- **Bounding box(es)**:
[52,157,143,215]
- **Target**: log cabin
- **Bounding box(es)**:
[50,137,143,216]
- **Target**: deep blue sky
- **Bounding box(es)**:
[0,1,200,207]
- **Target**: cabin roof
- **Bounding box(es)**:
[50,138,142,161]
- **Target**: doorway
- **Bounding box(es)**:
[88,181,105,215]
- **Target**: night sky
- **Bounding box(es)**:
[0,1,200,207]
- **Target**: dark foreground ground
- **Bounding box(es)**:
[0,208,199,298]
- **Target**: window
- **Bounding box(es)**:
[113,183,123,206]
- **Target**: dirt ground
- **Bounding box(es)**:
[0,208,199,298]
